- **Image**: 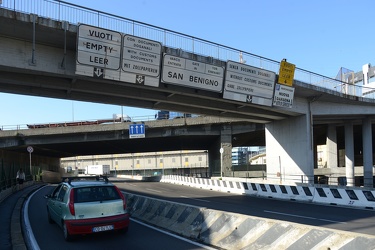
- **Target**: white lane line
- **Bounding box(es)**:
[180,196,210,203]
[153,187,171,191]
[318,218,347,224]
[131,218,217,250]
[146,188,162,193]
[264,210,347,224]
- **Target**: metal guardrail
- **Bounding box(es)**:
[2,0,375,99]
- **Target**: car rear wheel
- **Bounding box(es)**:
[63,221,73,241]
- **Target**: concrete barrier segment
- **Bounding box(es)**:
[161,175,375,210]
[123,192,375,250]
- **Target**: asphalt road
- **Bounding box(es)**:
[25,179,375,250]
[114,179,375,236]
[27,185,216,250]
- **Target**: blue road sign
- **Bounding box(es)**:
[129,124,145,138]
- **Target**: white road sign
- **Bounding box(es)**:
[162,54,224,92]
[223,61,276,106]
[122,35,162,77]
[77,24,122,70]
[273,84,295,108]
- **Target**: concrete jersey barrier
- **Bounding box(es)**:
[160,175,375,210]
[123,192,375,250]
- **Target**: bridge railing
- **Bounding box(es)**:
[0,114,158,131]
[1,0,374,99]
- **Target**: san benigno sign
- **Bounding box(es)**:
[161,54,224,93]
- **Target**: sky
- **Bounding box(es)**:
[1,0,375,128]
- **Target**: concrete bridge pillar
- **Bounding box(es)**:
[220,125,232,177]
[208,125,232,177]
[362,117,373,188]
[326,124,338,169]
[265,114,314,184]
[345,122,355,186]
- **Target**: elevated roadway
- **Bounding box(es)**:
[0,116,265,157]
[1,3,375,185]
[0,7,374,124]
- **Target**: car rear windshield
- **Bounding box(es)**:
[73,186,121,203]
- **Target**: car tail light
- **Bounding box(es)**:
[68,190,75,216]
[115,186,126,210]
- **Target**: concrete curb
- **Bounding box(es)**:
[124,192,375,250]
[11,193,27,250]
[7,183,43,250]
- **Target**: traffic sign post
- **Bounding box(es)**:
[278,59,296,86]
[129,124,145,138]
[27,146,33,180]
[122,35,162,77]
[223,61,276,107]
[220,147,224,178]
[162,54,224,93]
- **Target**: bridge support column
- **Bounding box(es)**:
[265,114,314,184]
[362,117,373,188]
[345,122,355,186]
[208,125,232,178]
[326,124,338,185]
[220,125,232,178]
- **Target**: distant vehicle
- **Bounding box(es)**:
[169,112,192,119]
[112,114,131,122]
[156,110,193,120]
[44,176,130,241]
[156,110,169,120]
[85,165,110,176]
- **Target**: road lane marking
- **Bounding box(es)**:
[132,218,217,250]
[146,188,162,193]
[318,218,347,224]
[264,210,347,224]
[180,196,210,203]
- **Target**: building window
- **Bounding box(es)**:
[185,157,188,162]
[148,159,151,164]
[172,158,175,163]
[160,159,163,163]
[199,156,202,162]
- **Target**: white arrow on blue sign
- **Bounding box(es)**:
[129,124,145,138]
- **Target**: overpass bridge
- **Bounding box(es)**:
[1,0,375,187]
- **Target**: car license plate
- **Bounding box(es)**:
[92,225,114,233]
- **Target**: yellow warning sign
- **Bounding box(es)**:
[278,60,295,86]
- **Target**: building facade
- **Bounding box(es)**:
[61,150,209,177]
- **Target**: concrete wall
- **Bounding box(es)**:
[0,33,76,76]
[0,149,60,182]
